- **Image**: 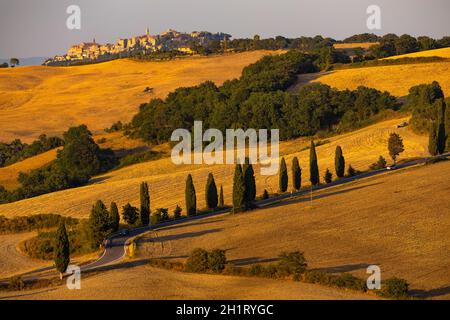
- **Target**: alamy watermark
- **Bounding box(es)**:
[66,5,81,30]
[171,121,279,175]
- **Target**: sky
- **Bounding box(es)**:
[0,0,449,58]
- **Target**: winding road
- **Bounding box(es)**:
[83,154,448,273]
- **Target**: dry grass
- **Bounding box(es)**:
[0,117,428,219]
[384,47,450,59]
[0,262,375,300]
[0,51,278,143]
[136,161,450,299]
[334,42,377,50]
[0,149,60,190]
[292,47,450,97]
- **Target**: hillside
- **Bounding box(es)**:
[0,51,278,143]
[0,117,428,219]
[383,47,450,59]
[136,160,450,299]
[0,149,59,190]
[292,48,450,97]
[0,262,375,300]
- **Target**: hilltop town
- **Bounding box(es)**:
[44,29,231,65]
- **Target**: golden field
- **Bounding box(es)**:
[0,51,278,143]
[0,117,428,219]
[293,47,450,97]
[136,160,450,299]
[0,262,375,300]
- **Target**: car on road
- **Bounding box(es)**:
[386,165,397,170]
[119,229,130,236]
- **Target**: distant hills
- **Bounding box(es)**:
[0,57,48,67]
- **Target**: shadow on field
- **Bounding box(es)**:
[409,285,450,299]
[229,257,278,266]
[0,288,58,300]
[140,228,223,243]
[312,263,373,273]
[264,182,384,210]
[84,258,151,275]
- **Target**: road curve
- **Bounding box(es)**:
[87,154,448,272]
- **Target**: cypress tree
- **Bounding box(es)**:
[205,173,218,209]
[185,174,197,216]
[54,221,70,279]
[334,146,345,178]
[232,164,245,213]
[219,185,224,208]
[279,157,288,192]
[89,200,111,248]
[243,158,256,208]
[109,202,120,232]
[428,121,439,156]
[292,157,301,191]
[309,141,320,186]
[324,168,333,184]
[139,182,150,226]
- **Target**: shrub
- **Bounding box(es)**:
[185,248,209,272]
[207,249,227,273]
[381,277,409,298]
[262,189,269,200]
[152,208,169,224]
[369,156,387,170]
[324,168,333,183]
[9,276,25,291]
[277,251,307,276]
[331,273,367,292]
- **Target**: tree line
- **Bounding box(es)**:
[128,50,398,143]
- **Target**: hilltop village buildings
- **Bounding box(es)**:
[46,29,230,64]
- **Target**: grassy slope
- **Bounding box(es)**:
[292,47,450,97]
[0,117,428,219]
[0,262,375,300]
[136,161,450,299]
[0,51,278,143]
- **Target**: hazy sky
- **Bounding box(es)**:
[0,0,449,58]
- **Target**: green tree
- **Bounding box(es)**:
[279,157,288,192]
[324,169,333,183]
[205,173,218,209]
[243,159,256,208]
[309,141,320,186]
[218,185,224,208]
[109,202,120,232]
[54,221,70,279]
[428,122,439,156]
[291,157,301,191]
[388,133,405,164]
[185,174,197,216]
[334,146,345,178]
[139,182,150,226]
[232,164,245,213]
[88,200,111,248]
[122,203,138,225]
[436,99,447,154]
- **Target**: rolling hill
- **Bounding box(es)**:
[0,117,428,219]
[136,160,450,299]
[0,51,279,143]
[292,47,450,97]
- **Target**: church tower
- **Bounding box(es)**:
[146,27,150,36]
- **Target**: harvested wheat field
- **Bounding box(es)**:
[136,161,450,299]
[0,261,375,300]
[0,51,279,143]
[333,42,377,50]
[292,48,450,97]
[0,149,59,190]
[0,117,428,219]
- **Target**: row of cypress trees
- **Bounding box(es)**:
[185,173,227,217]
[428,100,447,156]
[276,142,346,194]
